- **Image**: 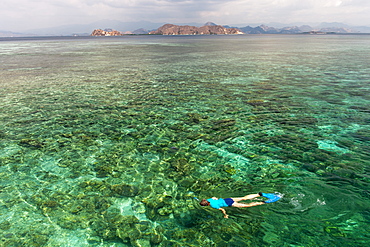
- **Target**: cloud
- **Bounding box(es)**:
[1,0,370,32]
[217,0,370,25]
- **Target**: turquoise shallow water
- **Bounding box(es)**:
[0,35,369,246]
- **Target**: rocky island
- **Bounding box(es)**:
[90,22,358,37]
[149,23,243,35]
[91,29,124,36]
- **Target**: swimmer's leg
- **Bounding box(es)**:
[231,193,261,202]
[231,201,265,208]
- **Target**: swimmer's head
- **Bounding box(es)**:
[200,199,210,206]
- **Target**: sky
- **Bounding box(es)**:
[2,0,370,32]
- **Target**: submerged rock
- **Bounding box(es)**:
[211,119,236,130]
[19,138,44,148]
[111,183,140,197]
[131,238,151,247]
[187,112,208,123]
[263,232,281,245]
[302,163,319,173]
[170,157,194,175]
[150,232,163,244]
[351,128,370,142]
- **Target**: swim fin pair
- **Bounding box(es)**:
[259,192,281,203]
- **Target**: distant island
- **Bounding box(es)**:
[148,23,243,35]
[90,22,359,36]
[91,23,243,36]
[91,29,124,36]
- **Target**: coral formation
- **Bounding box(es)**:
[0,35,369,246]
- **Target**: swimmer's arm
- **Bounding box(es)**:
[219,208,229,218]
[212,197,218,200]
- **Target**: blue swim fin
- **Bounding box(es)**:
[260,192,281,203]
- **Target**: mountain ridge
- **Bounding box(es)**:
[3,20,370,37]
[148,24,243,35]
[91,23,364,36]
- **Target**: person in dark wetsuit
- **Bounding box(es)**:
[199,192,281,218]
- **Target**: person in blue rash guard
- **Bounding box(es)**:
[199,192,281,218]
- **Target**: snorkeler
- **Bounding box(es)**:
[199,192,281,218]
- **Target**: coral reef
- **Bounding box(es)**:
[0,35,369,246]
